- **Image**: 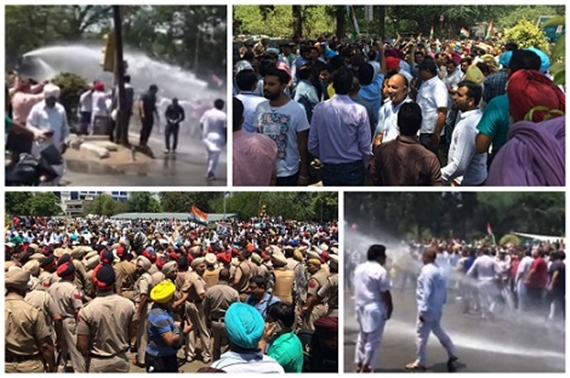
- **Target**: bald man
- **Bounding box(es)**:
[374,74,412,146]
[406,248,457,372]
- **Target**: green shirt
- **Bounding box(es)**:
[267,331,304,373]
[476,94,510,154]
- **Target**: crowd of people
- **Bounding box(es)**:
[348,239,565,372]
[5,214,338,373]
[232,33,565,186]
[5,74,227,184]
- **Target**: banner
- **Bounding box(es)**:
[216,222,231,235]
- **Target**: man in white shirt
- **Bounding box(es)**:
[415,59,448,161]
[374,74,412,145]
[200,99,227,181]
[515,249,535,312]
[78,84,94,135]
[234,69,268,133]
[466,248,501,319]
[441,81,487,186]
[353,244,393,373]
[26,84,69,186]
[406,248,457,372]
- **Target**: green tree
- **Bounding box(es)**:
[5,192,34,214]
[159,192,219,213]
[504,19,549,52]
[86,194,124,216]
[26,193,62,216]
[127,192,161,213]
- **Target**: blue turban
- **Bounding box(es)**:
[499,51,513,68]
[225,303,264,350]
[71,234,78,241]
[525,47,550,73]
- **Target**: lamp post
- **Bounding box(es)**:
[113,5,128,146]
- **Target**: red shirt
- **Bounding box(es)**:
[528,257,548,288]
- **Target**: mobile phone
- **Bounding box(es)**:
[43,130,55,137]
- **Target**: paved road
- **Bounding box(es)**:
[63,130,227,187]
[344,288,566,373]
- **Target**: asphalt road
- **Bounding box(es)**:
[344,287,566,373]
[63,129,227,187]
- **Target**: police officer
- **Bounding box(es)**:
[233,249,256,302]
[39,255,58,290]
[203,253,221,288]
[133,255,154,367]
[271,253,295,305]
[48,259,86,372]
[318,254,338,317]
[77,265,136,372]
[204,268,240,360]
[6,268,56,372]
[181,257,212,363]
[302,258,329,330]
[114,246,137,301]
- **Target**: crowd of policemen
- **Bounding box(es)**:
[4,216,339,373]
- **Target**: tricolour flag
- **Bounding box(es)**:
[346,5,360,36]
[430,26,434,39]
[486,21,494,40]
[190,205,209,224]
[459,27,470,38]
[487,222,493,235]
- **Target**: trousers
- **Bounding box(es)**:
[415,316,456,366]
[207,150,221,177]
[187,302,212,361]
[88,352,129,373]
[62,318,86,372]
[165,123,180,151]
[211,319,229,361]
[355,319,386,370]
[135,303,150,365]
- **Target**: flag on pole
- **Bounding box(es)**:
[190,205,209,224]
[430,26,434,39]
[487,222,496,245]
[485,21,494,40]
[459,27,470,38]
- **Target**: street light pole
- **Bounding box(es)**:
[113,6,128,146]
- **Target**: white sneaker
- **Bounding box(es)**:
[164,149,170,154]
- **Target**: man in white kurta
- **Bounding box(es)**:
[26,84,69,186]
[353,244,393,373]
[466,249,501,319]
[407,248,457,371]
[515,250,535,312]
[200,99,227,181]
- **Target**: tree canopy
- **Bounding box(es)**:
[5,5,226,77]
[6,192,63,217]
[345,192,564,242]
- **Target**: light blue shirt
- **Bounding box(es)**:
[308,95,372,164]
[245,293,281,319]
[375,97,412,142]
[416,263,447,320]
[293,80,319,122]
[358,73,385,116]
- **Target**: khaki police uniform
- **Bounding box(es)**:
[273,268,295,305]
[151,271,166,287]
[133,272,153,365]
[48,280,86,372]
[303,271,329,330]
[77,291,136,372]
[203,282,239,361]
[234,260,253,302]
[25,289,61,340]
[39,271,59,291]
[115,260,137,301]
[5,298,52,372]
[182,271,212,362]
[203,267,220,289]
[318,273,338,317]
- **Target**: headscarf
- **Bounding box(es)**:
[43,84,61,99]
[224,302,265,350]
[507,69,565,123]
[487,117,565,186]
[150,281,176,304]
[525,47,550,73]
[499,51,513,68]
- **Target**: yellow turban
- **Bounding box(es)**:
[307,258,322,267]
[150,281,176,304]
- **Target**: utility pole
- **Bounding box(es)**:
[223,192,227,221]
[113,6,128,146]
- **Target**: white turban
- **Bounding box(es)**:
[43,84,61,99]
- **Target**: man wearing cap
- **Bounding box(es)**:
[271,253,295,305]
[146,280,192,372]
[203,253,221,288]
[48,261,85,372]
[115,246,137,301]
[210,302,285,373]
[76,265,136,372]
[318,254,338,317]
[26,83,69,186]
[133,256,154,367]
[302,258,329,330]
[482,51,510,104]
[204,268,240,361]
[353,244,393,373]
[406,248,457,372]
[6,268,57,372]
[233,248,257,302]
[180,256,212,363]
